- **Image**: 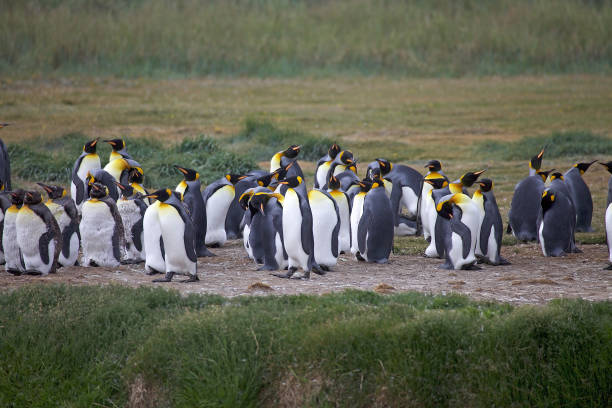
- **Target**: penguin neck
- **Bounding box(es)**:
[472,190,484,209]
[426,171,443,179]
[449,183,463,194]
[270,152,283,172]
[176,180,188,195]
[529,167,536,176]
[109,151,122,162]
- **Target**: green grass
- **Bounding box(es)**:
[474,131,612,161]
[0,285,609,407]
[2,0,611,78]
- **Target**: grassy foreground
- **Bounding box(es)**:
[0,285,609,408]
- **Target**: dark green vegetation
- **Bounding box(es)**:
[0,285,609,407]
[8,132,256,188]
[2,0,611,78]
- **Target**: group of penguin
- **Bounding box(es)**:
[1,123,610,282]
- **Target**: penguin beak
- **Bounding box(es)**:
[292,146,301,151]
[260,203,265,215]
[174,165,188,175]
[91,138,98,147]
[537,148,545,159]
[474,169,486,176]
[36,182,53,194]
[104,140,116,146]
[114,181,125,190]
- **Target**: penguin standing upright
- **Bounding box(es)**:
[545,172,580,253]
[225,172,261,239]
[3,190,25,275]
[435,193,480,270]
[71,138,101,209]
[308,187,340,270]
[314,143,341,189]
[472,179,509,265]
[144,189,198,283]
[0,183,12,264]
[357,180,394,263]
[420,160,449,240]
[600,161,612,269]
[273,176,324,279]
[175,166,214,257]
[104,138,133,162]
[327,175,352,254]
[16,191,62,275]
[246,191,287,270]
[539,188,575,257]
[38,183,80,267]
[421,178,448,244]
[80,183,125,267]
[350,180,372,255]
[0,123,11,190]
[564,161,597,232]
[86,169,120,201]
[239,188,257,260]
[508,168,554,242]
[115,182,147,264]
[142,194,166,275]
[270,145,304,179]
[202,174,245,247]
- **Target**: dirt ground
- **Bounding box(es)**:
[0,239,610,305]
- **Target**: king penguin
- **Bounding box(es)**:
[323,150,355,190]
[539,188,576,257]
[142,190,166,275]
[356,179,394,263]
[246,191,287,270]
[175,166,214,257]
[38,183,80,267]
[327,175,352,254]
[80,183,125,267]
[600,161,612,269]
[3,190,25,275]
[472,179,509,265]
[16,190,62,275]
[421,178,448,245]
[104,138,134,162]
[270,145,304,179]
[420,160,449,240]
[202,174,245,247]
[225,172,261,239]
[350,179,373,256]
[0,185,11,265]
[71,138,101,209]
[545,172,580,253]
[309,185,340,270]
[314,143,341,189]
[273,176,324,279]
[564,161,597,232]
[115,182,147,264]
[144,189,198,283]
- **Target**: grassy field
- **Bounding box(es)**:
[0,285,609,407]
[1,0,611,77]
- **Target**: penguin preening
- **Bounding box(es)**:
[115,182,147,264]
[564,161,596,232]
[270,145,304,179]
[16,190,62,275]
[472,179,509,265]
[356,179,394,263]
[80,183,125,267]
[202,174,245,247]
[225,172,261,239]
[3,190,25,275]
[314,143,341,189]
[539,188,576,257]
[71,138,101,209]
[144,189,198,283]
[38,183,80,267]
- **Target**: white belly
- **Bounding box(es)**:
[16,207,54,274]
[400,186,419,218]
[205,185,235,246]
[309,190,338,268]
[80,200,120,267]
[46,202,78,266]
[143,201,165,273]
[3,209,22,271]
[159,204,196,275]
[606,204,612,263]
[331,192,351,253]
[275,231,288,269]
[316,162,331,188]
[539,221,546,256]
[487,225,498,263]
[350,193,365,255]
[243,223,253,259]
[283,189,309,270]
[118,199,145,261]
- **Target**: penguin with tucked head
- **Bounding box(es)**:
[539,188,576,257]
[472,179,509,265]
[324,150,355,190]
[127,167,148,202]
[600,161,612,269]
[508,167,554,242]
[103,157,142,192]
[86,169,120,201]
[327,175,352,254]
[71,138,101,209]
[350,179,373,256]
[202,173,245,247]
[144,189,198,283]
[421,177,448,245]
[314,143,341,189]
[80,182,125,267]
[115,182,147,264]
[435,193,480,270]
[564,161,597,232]
[246,191,287,270]
[356,178,394,263]
[175,166,214,257]
[3,190,25,275]
[104,138,133,162]
[273,176,324,279]
[335,161,360,191]
[309,182,341,270]
[38,183,80,267]
[225,171,263,240]
[16,190,62,275]
[270,145,304,179]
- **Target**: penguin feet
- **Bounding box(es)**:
[497,257,511,266]
[355,252,366,262]
[570,247,583,254]
[463,263,482,270]
[24,270,42,276]
[121,258,144,265]
[89,260,99,267]
[208,243,222,248]
[257,264,279,271]
[291,270,310,280]
[272,267,297,279]
[6,269,22,276]
[604,264,612,270]
[180,275,199,283]
[319,265,330,272]
[374,258,388,264]
[145,268,163,276]
[153,272,175,283]
[197,247,216,257]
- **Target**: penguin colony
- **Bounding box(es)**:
[0,125,610,281]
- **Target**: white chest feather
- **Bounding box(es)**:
[16,207,54,273]
[309,190,338,266]
[158,203,195,275]
[205,185,235,246]
[283,189,309,269]
[80,200,118,266]
[77,154,101,180]
[350,193,366,254]
[143,201,165,272]
[3,208,22,269]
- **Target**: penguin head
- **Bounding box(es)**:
[599,161,612,174]
[424,178,448,190]
[104,138,126,152]
[550,172,564,182]
[459,170,486,187]
[36,183,66,200]
[425,160,442,172]
[358,179,374,193]
[86,171,96,187]
[376,158,393,175]
[273,160,295,181]
[10,189,25,205]
[436,199,454,220]
[536,169,555,182]
[144,188,172,202]
[477,178,494,192]
[257,173,276,188]
[0,123,10,129]
[239,189,255,210]
[89,182,109,199]
[541,189,556,212]
[278,176,303,189]
[283,145,301,159]
[225,174,246,185]
[115,181,135,199]
[347,161,358,174]
[249,194,267,216]
[174,165,199,182]
[24,191,43,205]
[339,150,355,165]
[328,143,341,159]
[128,167,144,184]
[83,138,99,154]
[529,148,545,171]
[328,175,341,190]
[573,160,597,175]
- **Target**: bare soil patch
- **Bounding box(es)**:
[1,240,609,305]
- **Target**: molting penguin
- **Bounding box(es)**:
[246,191,287,270]
[80,183,125,267]
[115,182,147,264]
[202,174,245,247]
[472,179,509,265]
[314,143,341,189]
[270,145,304,179]
[356,179,394,263]
[327,175,352,254]
[71,138,101,209]
[3,190,25,275]
[435,193,480,270]
[127,167,148,201]
[144,189,198,283]
[104,138,133,162]
[0,123,11,190]
[175,166,214,257]
[308,186,340,270]
[564,161,597,232]
[508,168,554,242]
[539,188,575,257]
[38,183,80,267]
[273,176,324,279]
[86,169,120,201]
[600,161,612,269]
[16,190,62,275]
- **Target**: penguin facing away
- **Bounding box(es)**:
[71,138,101,209]
[38,183,80,267]
[508,169,554,242]
[202,174,245,247]
[144,189,198,283]
[247,191,288,271]
[225,173,260,240]
[3,190,26,275]
[472,179,509,265]
[599,161,612,269]
[357,180,394,263]
[115,182,147,264]
[564,161,596,232]
[308,187,340,270]
[539,188,575,257]
[80,183,125,267]
[16,191,62,275]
